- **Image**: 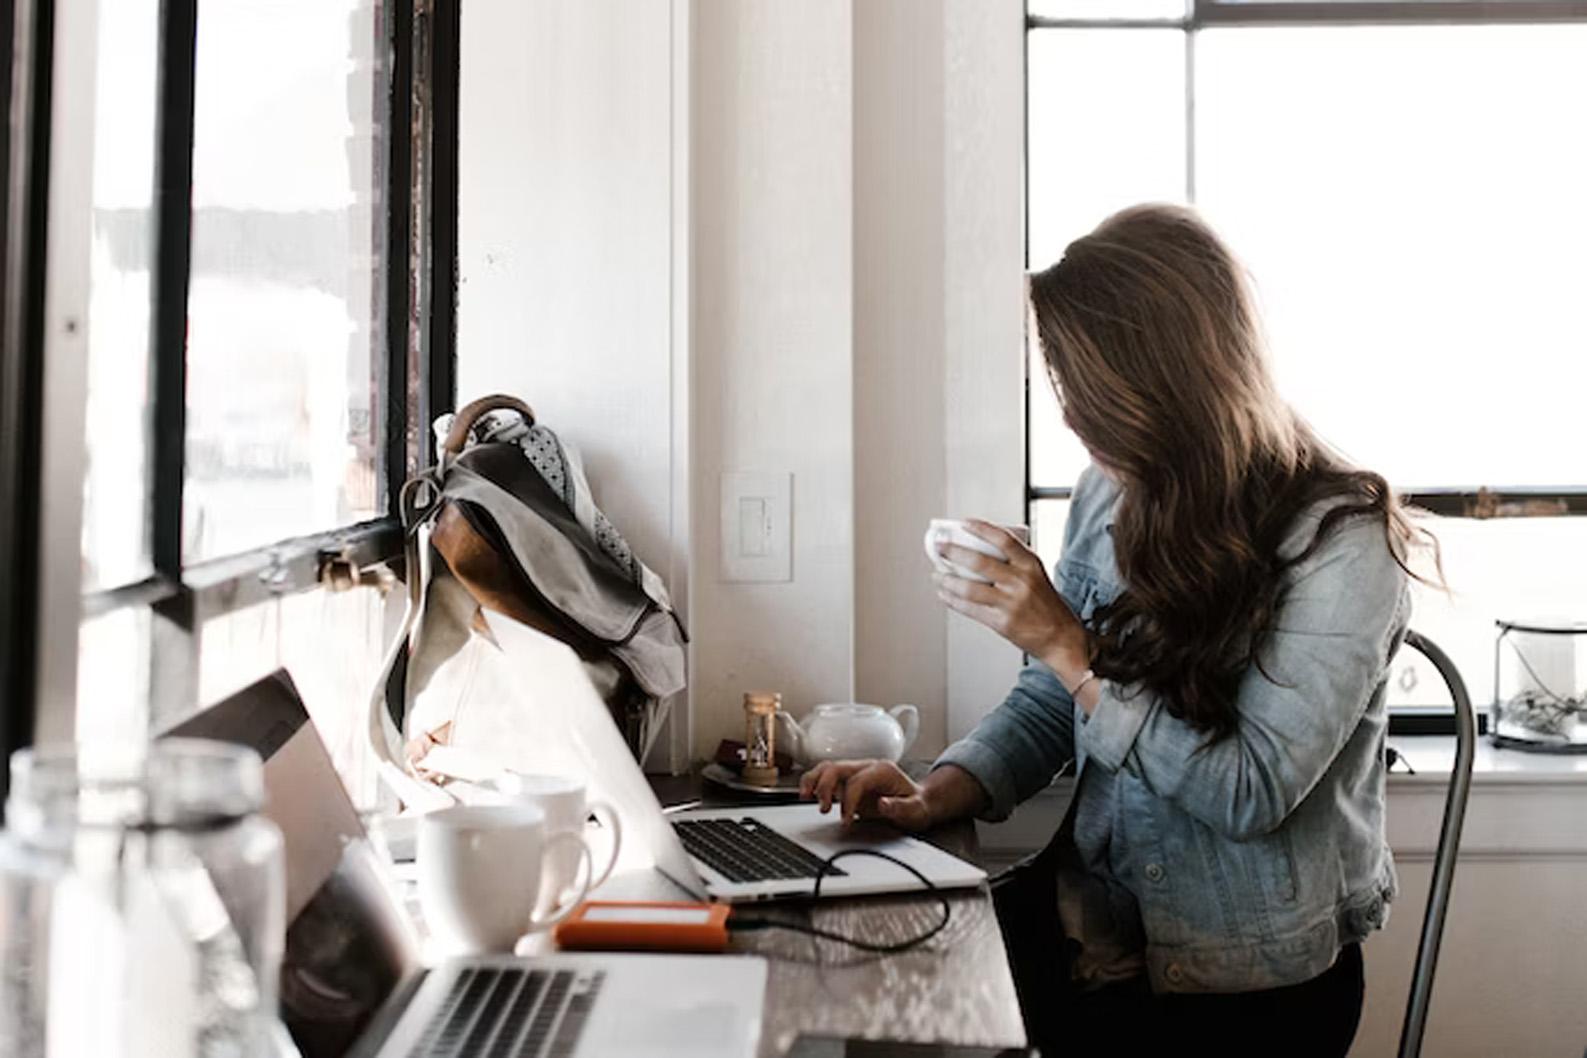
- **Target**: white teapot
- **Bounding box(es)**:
[775,703,920,766]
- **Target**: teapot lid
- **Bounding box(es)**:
[811,702,884,716]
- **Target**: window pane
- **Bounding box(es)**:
[199,585,394,808]
[1027,30,1186,269]
[185,0,387,562]
[1026,29,1185,487]
[1196,26,1587,489]
[1030,498,1073,574]
[81,0,159,592]
[76,607,152,745]
[1029,326,1093,490]
[1030,0,1187,19]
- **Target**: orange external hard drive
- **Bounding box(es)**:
[553,900,732,954]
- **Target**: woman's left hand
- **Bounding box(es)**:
[934,520,1091,683]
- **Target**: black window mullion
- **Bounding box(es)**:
[422,0,459,466]
[384,0,415,514]
[149,0,199,582]
[1,0,55,806]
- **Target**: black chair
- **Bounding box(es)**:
[1395,630,1476,1058]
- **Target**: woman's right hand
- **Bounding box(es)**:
[800,760,933,830]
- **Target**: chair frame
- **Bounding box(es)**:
[1396,630,1476,1058]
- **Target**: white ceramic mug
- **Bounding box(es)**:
[417,804,593,954]
[924,518,1031,584]
[478,772,622,916]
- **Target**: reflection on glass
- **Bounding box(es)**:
[1195,25,1587,489]
[185,0,386,562]
[81,0,159,593]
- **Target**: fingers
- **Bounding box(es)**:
[936,588,1008,633]
[936,543,1006,584]
[803,760,869,813]
[934,569,1001,607]
[963,519,1039,571]
[838,763,897,825]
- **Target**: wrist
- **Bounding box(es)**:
[919,763,988,824]
[1038,633,1090,689]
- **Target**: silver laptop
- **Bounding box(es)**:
[168,671,766,1058]
[471,610,987,904]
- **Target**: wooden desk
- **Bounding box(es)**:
[633,771,1028,1058]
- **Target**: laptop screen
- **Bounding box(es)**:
[164,670,420,1058]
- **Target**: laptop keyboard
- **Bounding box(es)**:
[672,817,847,883]
[408,967,603,1058]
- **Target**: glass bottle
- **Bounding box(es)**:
[0,739,285,1057]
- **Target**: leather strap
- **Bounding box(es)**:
[440,394,536,457]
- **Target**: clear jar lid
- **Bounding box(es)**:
[6,738,265,837]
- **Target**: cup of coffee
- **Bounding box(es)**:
[418,803,593,954]
[924,518,1031,584]
[478,772,622,917]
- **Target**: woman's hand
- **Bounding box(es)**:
[934,520,1091,687]
[799,760,933,830]
[799,759,990,831]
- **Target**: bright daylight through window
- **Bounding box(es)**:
[1025,7,1587,708]
[76,0,400,768]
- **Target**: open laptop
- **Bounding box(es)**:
[167,671,766,1058]
[430,610,987,905]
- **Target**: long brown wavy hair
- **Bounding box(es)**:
[1029,204,1438,741]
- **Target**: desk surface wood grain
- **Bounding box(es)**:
[640,769,1028,1058]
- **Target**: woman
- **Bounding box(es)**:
[800,204,1436,1056]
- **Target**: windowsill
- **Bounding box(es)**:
[1386,734,1587,786]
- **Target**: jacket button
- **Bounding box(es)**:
[1144,863,1165,882]
[1165,963,1184,984]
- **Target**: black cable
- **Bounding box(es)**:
[726,848,952,955]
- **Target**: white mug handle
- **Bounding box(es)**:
[585,800,623,891]
[528,830,594,931]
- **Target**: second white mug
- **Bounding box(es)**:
[417,803,593,955]
[478,772,622,917]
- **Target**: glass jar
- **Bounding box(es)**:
[0,739,285,1057]
[1492,619,1587,752]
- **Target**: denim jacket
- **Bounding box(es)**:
[937,465,1409,994]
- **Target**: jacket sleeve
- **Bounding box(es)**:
[934,660,1077,822]
[1077,516,1409,841]
[930,467,1110,821]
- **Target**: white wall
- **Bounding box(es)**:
[456,0,689,764]
[456,0,677,581]
[690,0,1027,760]
[457,0,1029,764]
[688,0,858,758]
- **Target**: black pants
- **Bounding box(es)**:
[992,853,1365,1058]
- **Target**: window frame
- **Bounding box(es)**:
[1,0,55,801]
[4,0,463,753]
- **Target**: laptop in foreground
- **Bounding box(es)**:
[168,670,766,1058]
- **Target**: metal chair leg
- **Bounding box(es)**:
[1397,630,1476,1058]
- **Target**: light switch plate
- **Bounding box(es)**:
[720,471,792,583]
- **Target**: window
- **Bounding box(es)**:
[46,0,462,800]
[1025,0,1587,720]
